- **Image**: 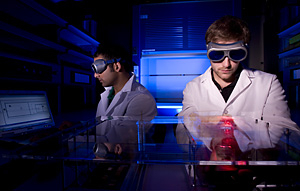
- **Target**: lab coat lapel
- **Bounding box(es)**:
[104,75,135,116]
[105,91,127,116]
[202,67,227,106]
[226,69,253,104]
[98,88,111,114]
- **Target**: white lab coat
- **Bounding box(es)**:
[179,66,300,152]
[96,75,157,118]
[74,76,156,144]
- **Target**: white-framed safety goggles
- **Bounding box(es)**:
[206,41,248,62]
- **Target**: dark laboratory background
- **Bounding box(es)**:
[1,0,300,125]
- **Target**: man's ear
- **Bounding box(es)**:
[114,62,122,72]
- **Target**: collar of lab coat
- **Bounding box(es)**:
[101,75,136,115]
[104,74,136,93]
[120,74,136,93]
[200,65,254,83]
[200,65,253,104]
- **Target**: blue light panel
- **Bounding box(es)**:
[140,50,211,103]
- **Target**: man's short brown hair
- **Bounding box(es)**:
[205,15,250,44]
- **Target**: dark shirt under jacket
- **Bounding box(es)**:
[211,65,243,103]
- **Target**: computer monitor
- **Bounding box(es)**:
[0,90,55,138]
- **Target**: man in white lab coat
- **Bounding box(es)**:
[178,15,300,153]
[93,44,157,119]
[71,44,156,158]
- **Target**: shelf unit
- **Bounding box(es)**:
[278,21,300,109]
[0,0,100,114]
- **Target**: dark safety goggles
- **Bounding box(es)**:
[91,58,121,74]
[206,41,248,62]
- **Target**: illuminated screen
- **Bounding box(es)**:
[293,68,300,80]
[140,50,211,103]
[72,72,91,84]
[0,92,55,133]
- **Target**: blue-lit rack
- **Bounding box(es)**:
[278,20,300,109]
[0,0,100,114]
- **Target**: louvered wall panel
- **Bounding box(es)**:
[138,1,236,51]
[187,16,214,49]
[145,18,184,50]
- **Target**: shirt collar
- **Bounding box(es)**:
[211,64,243,90]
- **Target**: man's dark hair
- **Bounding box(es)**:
[205,15,250,44]
[93,43,133,73]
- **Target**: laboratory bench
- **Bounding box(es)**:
[1,115,300,191]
